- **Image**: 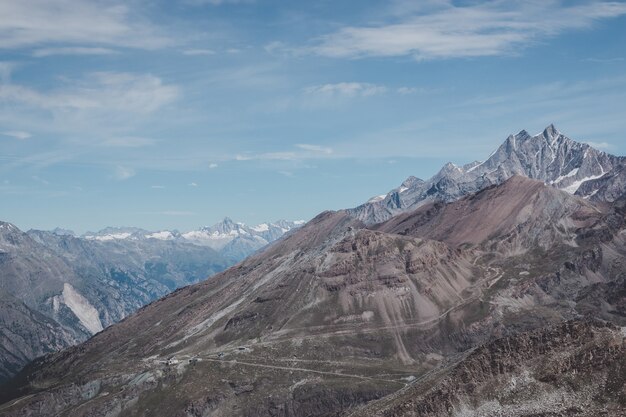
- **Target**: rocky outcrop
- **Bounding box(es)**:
[352,320,626,417]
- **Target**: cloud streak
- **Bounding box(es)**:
[0,0,173,50]
[32,47,119,57]
[312,1,626,60]
[304,82,387,97]
[1,130,31,140]
[0,71,179,114]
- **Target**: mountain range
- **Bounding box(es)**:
[0,218,302,383]
[1,125,625,416]
[80,218,304,262]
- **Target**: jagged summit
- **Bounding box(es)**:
[349,125,625,224]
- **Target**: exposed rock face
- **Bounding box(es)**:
[352,320,626,417]
[349,125,625,224]
[2,176,626,416]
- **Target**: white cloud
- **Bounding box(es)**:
[188,182,198,187]
[1,130,31,139]
[0,71,179,114]
[208,163,219,169]
[583,57,624,63]
[304,82,387,97]
[0,0,172,50]
[312,1,626,60]
[113,166,135,180]
[183,49,215,56]
[31,175,49,185]
[235,143,337,162]
[150,185,165,189]
[295,144,333,154]
[101,137,156,148]
[32,47,119,57]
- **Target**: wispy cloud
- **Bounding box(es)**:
[311,1,626,60]
[397,86,424,95]
[295,144,333,154]
[585,141,612,150]
[1,130,31,139]
[182,49,215,56]
[208,163,219,169]
[0,71,179,114]
[31,175,49,185]
[32,47,119,57]
[151,185,165,189]
[0,0,173,50]
[304,82,387,97]
[101,137,156,148]
[583,57,624,63]
[235,143,335,161]
[113,165,135,180]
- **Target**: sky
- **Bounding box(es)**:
[1,0,626,233]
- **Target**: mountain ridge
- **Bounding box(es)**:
[350,125,625,224]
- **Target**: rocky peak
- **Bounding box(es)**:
[401,176,423,188]
[542,123,560,141]
[348,125,626,225]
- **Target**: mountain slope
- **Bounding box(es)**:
[350,125,625,224]
[2,176,625,416]
[352,320,626,417]
[376,176,604,251]
[0,222,232,383]
[0,289,77,382]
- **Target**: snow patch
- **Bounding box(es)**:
[250,223,269,232]
[562,169,605,194]
[551,168,579,184]
[368,194,387,203]
[146,231,174,240]
[85,232,132,241]
[467,161,484,173]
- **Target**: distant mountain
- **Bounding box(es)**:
[0,217,303,382]
[83,218,305,262]
[350,124,626,224]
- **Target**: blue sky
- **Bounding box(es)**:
[1,0,626,233]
